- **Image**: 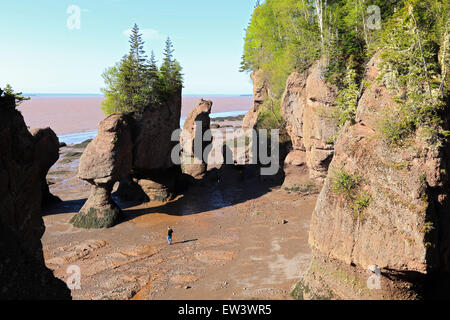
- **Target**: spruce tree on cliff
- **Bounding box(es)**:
[1,84,30,105]
[101,24,183,116]
[159,37,183,99]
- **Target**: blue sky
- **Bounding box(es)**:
[0,0,256,95]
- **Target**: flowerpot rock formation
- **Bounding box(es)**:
[180,99,212,181]
[71,114,133,229]
[127,89,183,202]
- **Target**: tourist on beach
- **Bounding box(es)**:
[167,227,174,245]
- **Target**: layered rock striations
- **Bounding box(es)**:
[180,99,212,181]
[299,53,450,300]
[281,59,338,185]
[0,90,71,299]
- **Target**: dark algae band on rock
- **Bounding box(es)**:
[70,206,124,229]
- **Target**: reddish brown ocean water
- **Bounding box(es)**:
[18,95,252,135]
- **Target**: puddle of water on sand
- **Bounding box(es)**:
[59,131,97,145]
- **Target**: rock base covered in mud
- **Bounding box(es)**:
[70,184,124,229]
[72,114,133,229]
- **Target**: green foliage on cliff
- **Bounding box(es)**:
[102,24,183,116]
[332,170,362,197]
[350,191,371,215]
[241,0,449,142]
[0,84,30,107]
[332,169,371,221]
[241,0,321,98]
[332,66,360,127]
[377,0,449,146]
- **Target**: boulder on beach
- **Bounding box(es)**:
[71,114,133,229]
[300,52,450,299]
[30,127,62,205]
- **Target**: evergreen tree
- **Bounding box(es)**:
[1,84,30,105]
[101,24,183,116]
[162,37,175,70]
[129,24,147,66]
[146,51,161,106]
[160,37,183,97]
[149,50,158,75]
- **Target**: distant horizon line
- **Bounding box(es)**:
[22,93,253,97]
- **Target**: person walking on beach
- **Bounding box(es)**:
[167,227,174,245]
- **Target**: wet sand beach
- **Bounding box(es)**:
[30,93,316,300]
[42,126,317,300]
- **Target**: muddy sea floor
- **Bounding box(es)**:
[42,131,317,300]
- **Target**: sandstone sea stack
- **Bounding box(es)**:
[30,127,62,206]
[180,99,213,181]
[129,89,182,202]
[0,89,71,299]
[71,114,133,229]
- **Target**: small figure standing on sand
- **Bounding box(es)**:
[167,227,174,245]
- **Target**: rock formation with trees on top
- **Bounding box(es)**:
[101,24,183,116]
[70,24,184,229]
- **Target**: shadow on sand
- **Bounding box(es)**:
[43,198,87,216]
[43,164,286,224]
[122,164,285,221]
[172,239,199,245]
